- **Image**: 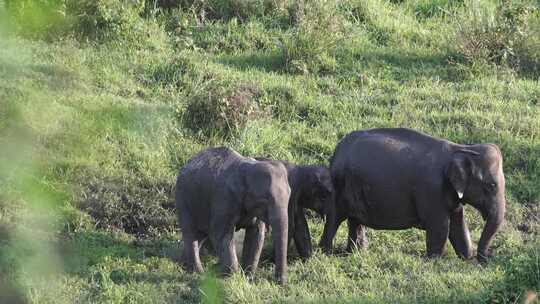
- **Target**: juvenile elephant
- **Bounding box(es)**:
[176,147,291,284]
[320,128,506,263]
[255,158,334,259]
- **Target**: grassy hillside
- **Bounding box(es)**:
[0,0,539,303]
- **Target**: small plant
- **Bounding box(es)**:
[282,0,347,74]
[182,80,263,139]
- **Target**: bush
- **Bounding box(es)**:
[182,79,263,139]
[282,0,347,74]
[455,0,538,74]
[149,55,264,139]
[78,173,176,237]
[66,0,147,41]
[148,0,290,21]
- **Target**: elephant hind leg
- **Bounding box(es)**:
[181,237,204,273]
[346,218,368,252]
[179,212,204,273]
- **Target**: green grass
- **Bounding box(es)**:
[1,0,539,303]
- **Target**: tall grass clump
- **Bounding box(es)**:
[515,14,540,78]
[455,0,540,77]
[344,0,428,46]
[282,0,348,74]
[65,0,171,50]
[409,0,461,19]
[181,78,264,139]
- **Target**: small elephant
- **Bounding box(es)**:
[175,147,291,284]
[320,128,506,263]
[255,158,334,259]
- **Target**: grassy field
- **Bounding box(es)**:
[1,0,539,303]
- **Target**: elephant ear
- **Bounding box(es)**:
[446,150,478,199]
[226,162,250,204]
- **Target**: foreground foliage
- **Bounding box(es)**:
[1,0,539,303]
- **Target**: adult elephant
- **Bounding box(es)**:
[320,128,506,263]
[255,158,334,260]
[176,147,291,284]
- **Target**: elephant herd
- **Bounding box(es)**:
[175,128,506,284]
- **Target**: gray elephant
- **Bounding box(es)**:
[255,158,333,259]
[320,128,506,263]
[175,147,291,284]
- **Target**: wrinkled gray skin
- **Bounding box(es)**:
[255,158,333,259]
[176,147,291,284]
[320,128,506,263]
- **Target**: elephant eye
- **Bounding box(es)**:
[484,182,497,192]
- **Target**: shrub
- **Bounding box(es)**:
[455,0,538,74]
[282,0,347,74]
[78,174,176,237]
[149,55,265,138]
[148,0,290,21]
[182,79,263,139]
[66,0,147,41]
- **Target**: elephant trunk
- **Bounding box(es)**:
[270,205,288,285]
[319,191,337,253]
[477,199,505,263]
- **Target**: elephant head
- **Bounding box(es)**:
[300,167,334,216]
[240,161,291,284]
[446,144,506,262]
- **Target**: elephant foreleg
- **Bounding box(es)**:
[320,210,347,253]
[293,208,312,259]
[449,207,473,259]
[212,219,239,275]
[425,214,450,258]
[346,218,368,252]
[241,219,266,273]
